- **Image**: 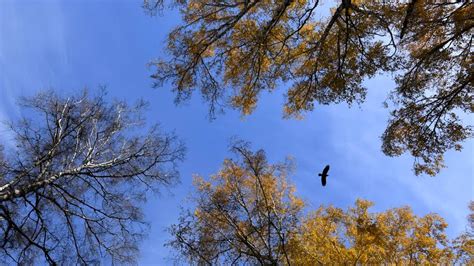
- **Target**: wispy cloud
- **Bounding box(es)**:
[0,1,69,146]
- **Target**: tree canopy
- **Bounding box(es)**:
[168,143,473,264]
[148,0,473,176]
[0,91,185,264]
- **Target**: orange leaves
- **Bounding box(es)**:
[168,144,304,264]
[153,0,473,176]
[295,199,456,264]
[169,144,473,264]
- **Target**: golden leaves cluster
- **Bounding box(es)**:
[152,0,472,176]
[168,145,473,264]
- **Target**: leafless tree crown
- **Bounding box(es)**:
[0,90,185,264]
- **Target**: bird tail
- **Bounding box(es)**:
[318,174,322,176]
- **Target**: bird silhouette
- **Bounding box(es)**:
[318,165,330,186]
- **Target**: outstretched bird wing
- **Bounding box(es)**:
[320,165,330,186]
[322,165,330,176]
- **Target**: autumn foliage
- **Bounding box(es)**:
[168,143,473,264]
[150,0,473,176]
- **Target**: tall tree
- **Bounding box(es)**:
[0,90,185,264]
[169,143,472,264]
[148,0,473,176]
[168,142,303,264]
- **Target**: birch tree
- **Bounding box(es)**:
[0,90,185,264]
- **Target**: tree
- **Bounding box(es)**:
[169,143,470,264]
[168,142,304,264]
[452,201,474,264]
[148,0,473,176]
[0,90,185,264]
[289,200,454,264]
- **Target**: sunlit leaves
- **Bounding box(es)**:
[169,145,472,264]
[168,143,302,264]
[150,0,472,176]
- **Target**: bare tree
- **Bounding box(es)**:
[0,90,185,265]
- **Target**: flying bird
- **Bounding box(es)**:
[319,165,330,186]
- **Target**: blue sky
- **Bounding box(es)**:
[0,1,472,264]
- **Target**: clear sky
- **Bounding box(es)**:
[1,1,472,264]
